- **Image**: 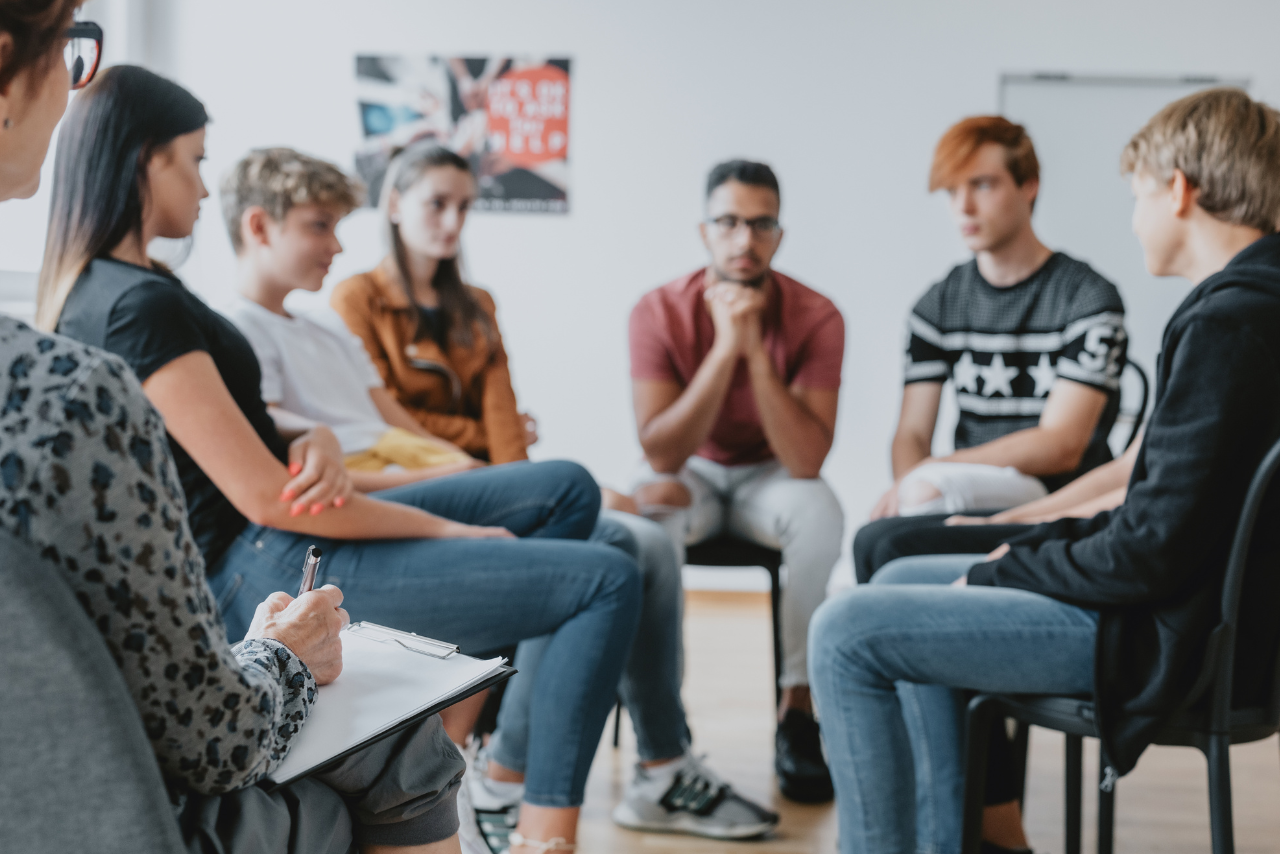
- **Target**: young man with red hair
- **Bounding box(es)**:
[871,117,1127,522]
[814,88,1280,854]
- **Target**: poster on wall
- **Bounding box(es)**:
[355,56,571,213]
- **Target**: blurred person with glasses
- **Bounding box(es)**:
[610,159,846,804]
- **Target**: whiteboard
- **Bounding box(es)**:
[1001,74,1248,435]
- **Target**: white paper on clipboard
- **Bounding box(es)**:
[267,622,506,785]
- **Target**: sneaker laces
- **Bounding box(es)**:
[657,754,729,817]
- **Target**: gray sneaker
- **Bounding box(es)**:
[611,754,779,839]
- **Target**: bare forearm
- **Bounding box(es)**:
[348,460,475,493]
[939,426,1087,476]
[987,453,1133,523]
[245,488,462,539]
[746,351,832,478]
[639,346,737,472]
[380,403,432,437]
[891,432,932,479]
[996,485,1126,524]
[369,388,461,449]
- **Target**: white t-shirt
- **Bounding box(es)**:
[226,297,389,454]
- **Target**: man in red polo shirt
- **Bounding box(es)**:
[625,160,845,803]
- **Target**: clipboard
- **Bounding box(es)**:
[265,622,515,790]
[345,621,460,659]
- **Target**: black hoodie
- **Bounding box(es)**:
[968,233,1280,775]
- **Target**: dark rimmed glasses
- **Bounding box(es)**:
[705,214,782,238]
[65,21,103,90]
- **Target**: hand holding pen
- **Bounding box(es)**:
[242,545,349,685]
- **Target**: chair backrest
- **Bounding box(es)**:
[1107,359,1150,456]
[1192,434,1280,732]
[1120,360,1150,452]
[0,529,184,852]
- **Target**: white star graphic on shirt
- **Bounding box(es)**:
[978,352,1019,397]
[953,351,979,393]
[1028,353,1058,397]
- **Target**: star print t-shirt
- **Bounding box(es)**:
[905,252,1126,489]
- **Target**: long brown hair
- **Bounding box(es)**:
[380,141,492,348]
[35,65,207,330]
[0,0,78,93]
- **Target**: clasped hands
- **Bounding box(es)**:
[279,425,354,517]
[704,280,767,357]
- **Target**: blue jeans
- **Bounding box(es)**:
[208,461,643,808]
[809,555,1098,854]
[490,509,690,772]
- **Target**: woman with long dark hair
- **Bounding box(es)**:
[332,141,780,844]
[3,8,468,853]
[43,64,642,854]
[332,144,531,464]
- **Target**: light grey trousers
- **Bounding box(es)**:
[633,456,844,687]
[179,714,465,854]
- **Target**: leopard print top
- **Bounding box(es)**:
[0,316,315,795]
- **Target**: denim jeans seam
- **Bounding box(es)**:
[232,527,308,575]
[472,497,558,528]
[853,626,1095,689]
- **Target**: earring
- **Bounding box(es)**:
[2,118,11,130]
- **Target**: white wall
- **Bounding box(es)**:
[4,0,1279,531]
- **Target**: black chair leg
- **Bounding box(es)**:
[962,696,997,854]
[1207,732,1235,854]
[612,699,622,748]
[1011,720,1030,810]
[1097,748,1115,854]
[769,564,783,707]
[1065,734,1083,854]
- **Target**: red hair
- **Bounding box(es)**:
[929,116,1039,192]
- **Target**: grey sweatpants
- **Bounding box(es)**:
[179,714,465,854]
[633,456,844,688]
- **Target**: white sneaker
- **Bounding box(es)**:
[468,746,525,812]
[456,763,491,854]
[465,746,522,853]
[611,753,779,839]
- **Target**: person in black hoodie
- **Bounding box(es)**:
[809,87,1280,854]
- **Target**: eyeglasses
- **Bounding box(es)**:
[64,21,103,91]
[705,214,781,237]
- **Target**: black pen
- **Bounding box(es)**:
[297,545,322,597]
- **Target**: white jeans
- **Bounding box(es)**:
[898,462,1048,516]
[633,456,844,688]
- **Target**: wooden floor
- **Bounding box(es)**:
[577,591,1280,853]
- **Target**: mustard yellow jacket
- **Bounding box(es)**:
[330,257,529,464]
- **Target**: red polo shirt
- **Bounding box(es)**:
[629,268,844,466]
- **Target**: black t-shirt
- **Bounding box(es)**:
[905,252,1127,489]
[57,258,290,567]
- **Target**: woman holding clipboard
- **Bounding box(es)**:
[40,64,641,854]
[0,6,490,853]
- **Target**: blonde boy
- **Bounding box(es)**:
[221,148,477,491]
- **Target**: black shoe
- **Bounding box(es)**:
[775,709,833,803]
[980,842,1033,854]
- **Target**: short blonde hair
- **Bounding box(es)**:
[1121,88,1280,234]
[221,147,365,252]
